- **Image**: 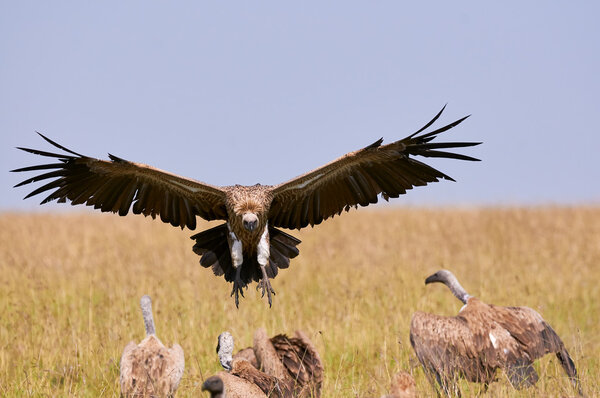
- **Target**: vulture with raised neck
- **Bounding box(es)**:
[119,295,184,398]
[410,270,582,397]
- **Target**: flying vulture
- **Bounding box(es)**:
[410,270,582,397]
[12,106,479,307]
[120,295,185,398]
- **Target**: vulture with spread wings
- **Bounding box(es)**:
[12,106,479,307]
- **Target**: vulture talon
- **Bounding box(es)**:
[230,268,246,308]
[258,266,276,307]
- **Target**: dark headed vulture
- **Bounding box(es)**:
[410,270,582,397]
[120,295,185,398]
[12,107,479,307]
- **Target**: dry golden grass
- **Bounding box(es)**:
[0,207,598,397]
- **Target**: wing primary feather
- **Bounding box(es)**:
[415,150,481,161]
[16,147,74,159]
[414,115,471,140]
[36,132,85,157]
[23,179,64,200]
[407,104,447,138]
[70,178,104,205]
[11,163,66,173]
[14,170,67,187]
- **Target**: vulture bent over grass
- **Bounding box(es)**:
[209,329,323,397]
[410,270,582,397]
[120,295,185,398]
[210,331,291,397]
[12,106,479,307]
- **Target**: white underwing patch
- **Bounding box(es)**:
[257,223,270,266]
[169,178,202,192]
[489,332,498,349]
[227,223,243,267]
[287,172,324,190]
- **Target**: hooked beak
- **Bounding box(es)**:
[425,272,441,285]
[242,213,258,232]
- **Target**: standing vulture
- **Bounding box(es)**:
[410,270,582,397]
[11,107,479,306]
[120,295,185,398]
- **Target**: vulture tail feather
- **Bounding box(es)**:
[192,223,231,277]
[269,227,301,261]
[191,224,301,285]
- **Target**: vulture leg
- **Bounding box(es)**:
[256,224,275,307]
[257,265,276,307]
[230,266,246,308]
[437,373,460,398]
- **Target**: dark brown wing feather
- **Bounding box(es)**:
[490,305,581,392]
[269,106,480,229]
[270,331,323,397]
[12,133,228,229]
[232,359,293,398]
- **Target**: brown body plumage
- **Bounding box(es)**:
[210,329,323,398]
[210,331,292,397]
[12,107,479,306]
[410,270,581,397]
[202,373,267,398]
[268,330,324,397]
[120,295,184,398]
[381,371,417,398]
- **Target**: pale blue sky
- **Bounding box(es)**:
[2,2,599,211]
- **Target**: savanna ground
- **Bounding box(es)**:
[0,207,598,397]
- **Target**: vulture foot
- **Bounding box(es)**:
[230,267,247,308]
[257,266,276,307]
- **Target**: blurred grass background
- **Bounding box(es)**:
[0,207,598,396]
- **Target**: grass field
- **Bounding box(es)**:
[0,207,598,397]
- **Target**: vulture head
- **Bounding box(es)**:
[425,269,471,304]
[242,212,259,232]
[230,194,265,233]
[425,269,455,285]
[202,375,225,397]
[217,331,234,371]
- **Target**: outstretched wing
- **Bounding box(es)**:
[491,305,581,391]
[11,133,228,229]
[269,106,480,229]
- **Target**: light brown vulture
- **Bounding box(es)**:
[120,295,185,398]
[202,374,267,398]
[224,328,324,397]
[410,270,582,397]
[380,371,417,398]
[12,106,479,307]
